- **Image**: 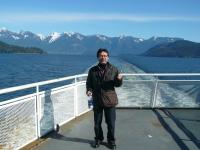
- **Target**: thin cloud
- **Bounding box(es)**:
[0,12,200,23]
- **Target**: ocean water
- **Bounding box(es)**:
[0,54,200,107]
[0,54,97,89]
[1,54,200,89]
[121,55,200,73]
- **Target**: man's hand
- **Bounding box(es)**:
[86,90,92,97]
[117,74,123,80]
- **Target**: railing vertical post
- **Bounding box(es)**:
[36,85,41,137]
[152,76,159,108]
[74,77,78,117]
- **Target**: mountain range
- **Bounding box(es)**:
[142,40,200,58]
[0,28,183,55]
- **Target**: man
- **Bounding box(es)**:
[86,48,123,149]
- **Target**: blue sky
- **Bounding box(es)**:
[0,0,200,42]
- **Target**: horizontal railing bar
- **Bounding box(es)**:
[158,80,200,82]
[123,80,155,82]
[37,74,87,86]
[0,95,36,108]
[122,79,200,82]
[0,93,37,106]
[121,73,200,76]
[0,83,37,95]
[0,74,87,95]
[39,84,76,95]
[1,73,200,95]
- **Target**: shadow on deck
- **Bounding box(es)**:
[24,109,200,150]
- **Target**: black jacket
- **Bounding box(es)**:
[86,62,122,107]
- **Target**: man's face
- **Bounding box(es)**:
[98,51,109,64]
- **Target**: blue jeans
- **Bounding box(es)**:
[93,106,116,143]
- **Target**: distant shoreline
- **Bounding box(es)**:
[0,52,47,54]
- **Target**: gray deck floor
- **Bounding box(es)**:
[32,109,200,150]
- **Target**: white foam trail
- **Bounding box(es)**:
[84,57,200,108]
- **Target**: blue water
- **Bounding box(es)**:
[1,54,200,89]
[0,54,97,89]
[121,55,200,73]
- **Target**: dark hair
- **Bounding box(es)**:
[96,48,109,58]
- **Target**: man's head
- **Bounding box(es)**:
[97,48,109,64]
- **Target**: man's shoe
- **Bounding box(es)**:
[108,142,116,150]
[92,140,100,148]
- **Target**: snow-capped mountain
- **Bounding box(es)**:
[48,32,61,43]
[0,28,183,55]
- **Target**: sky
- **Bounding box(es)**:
[0,0,200,42]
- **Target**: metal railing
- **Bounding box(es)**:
[0,73,200,149]
[0,74,88,150]
[117,73,200,108]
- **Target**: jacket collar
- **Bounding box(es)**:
[97,62,111,69]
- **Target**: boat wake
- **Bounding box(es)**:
[85,57,200,107]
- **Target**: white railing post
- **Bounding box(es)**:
[74,77,78,117]
[36,85,41,137]
[151,76,159,108]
